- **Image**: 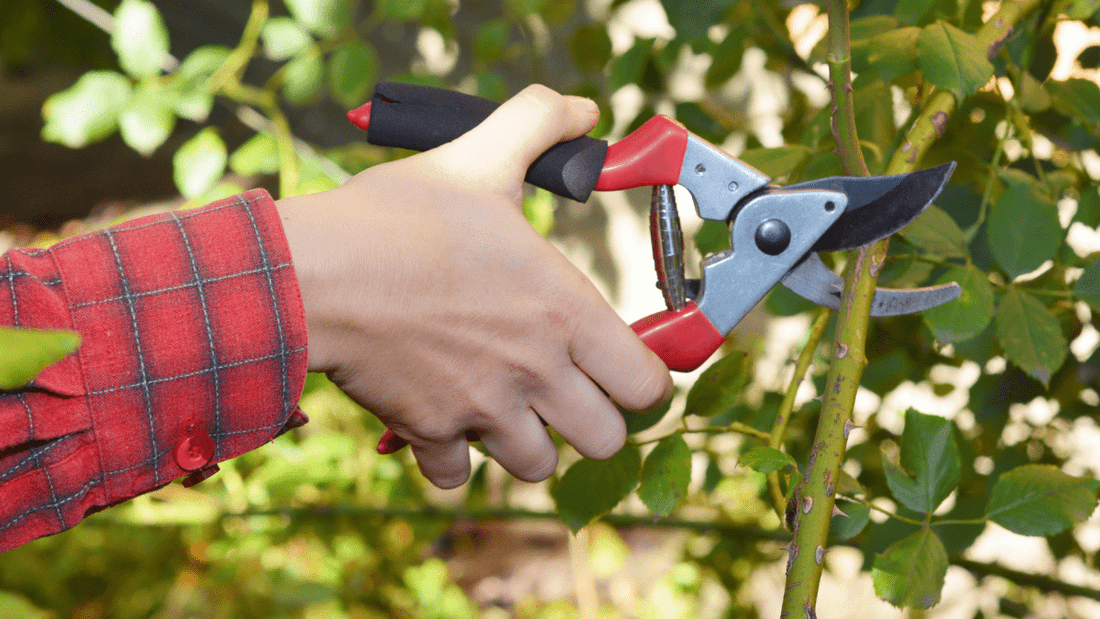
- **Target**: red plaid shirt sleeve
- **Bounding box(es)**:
[0,189,309,552]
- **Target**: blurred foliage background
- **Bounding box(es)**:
[5,0,1100,617]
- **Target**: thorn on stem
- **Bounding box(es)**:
[802,496,814,514]
[815,545,826,564]
[832,504,849,518]
[843,419,860,439]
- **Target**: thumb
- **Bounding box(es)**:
[437,85,600,183]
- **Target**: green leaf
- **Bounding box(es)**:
[738,447,795,474]
[872,529,948,609]
[995,287,1067,386]
[1075,187,1100,228]
[638,434,692,517]
[553,445,641,532]
[0,327,82,390]
[922,265,994,344]
[986,464,1100,536]
[284,0,350,36]
[987,171,1062,279]
[474,19,510,66]
[897,204,967,258]
[864,27,920,83]
[1074,259,1100,309]
[694,219,730,257]
[660,0,734,41]
[377,0,427,21]
[883,409,960,514]
[917,21,994,98]
[262,16,312,61]
[229,132,280,176]
[1047,78,1100,124]
[622,398,672,435]
[327,41,378,109]
[570,25,612,73]
[41,71,131,148]
[830,502,871,541]
[111,0,170,79]
[173,127,227,199]
[0,591,52,619]
[119,82,176,156]
[684,352,750,417]
[737,145,812,180]
[173,46,230,122]
[282,47,324,105]
[1067,0,1100,19]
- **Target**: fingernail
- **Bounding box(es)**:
[567,96,599,116]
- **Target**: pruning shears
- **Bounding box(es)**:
[346,82,961,453]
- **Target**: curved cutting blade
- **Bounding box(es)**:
[781,253,962,316]
[782,162,956,253]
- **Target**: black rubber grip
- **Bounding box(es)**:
[367,82,608,202]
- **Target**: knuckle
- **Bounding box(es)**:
[514,449,559,483]
[619,370,673,412]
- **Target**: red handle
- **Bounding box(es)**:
[595,115,688,191]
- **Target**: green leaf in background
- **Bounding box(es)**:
[0,591,52,619]
[986,464,1100,536]
[474,19,510,67]
[917,21,994,99]
[738,447,796,474]
[987,170,1062,279]
[553,445,641,532]
[1073,259,1100,309]
[704,25,746,88]
[0,327,82,390]
[738,145,812,180]
[638,434,692,517]
[660,0,734,41]
[173,45,230,122]
[995,287,1067,386]
[829,502,871,541]
[378,0,427,21]
[1075,187,1100,228]
[883,409,960,514]
[922,265,994,344]
[522,188,555,236]
[864,27,920,83]
[328,41,378,109]
[611,38,655,91]
[173,127,227,199]
[622,398,672,435]
[282,47,324,105]
[285,0,351,36]
[41,71,131,148]
[111,0,170,79]
[897,204,967,258]
[119,82,176,156]
[872,529,948,609]
[1067,0,1100,19]
[229,132,280,176]
[570,25,612,73]
[262,16,312,61]
[1047,78,1100,125]
[684,352,750,417]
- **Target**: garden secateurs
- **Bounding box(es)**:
[346,82,961,453]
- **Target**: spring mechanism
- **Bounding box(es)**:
[650,184,687,311]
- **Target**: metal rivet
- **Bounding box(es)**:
[755,219,791,256]
[825,201,836,212]
[695,163,706,175]
[728,181,739,192]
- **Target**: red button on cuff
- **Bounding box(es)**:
[175,432,215,471]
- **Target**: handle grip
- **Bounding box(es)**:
[353,82,609,202]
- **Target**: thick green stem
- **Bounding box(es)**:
[780,1,1043,616]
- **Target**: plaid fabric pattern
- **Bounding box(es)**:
[0,190,308,551]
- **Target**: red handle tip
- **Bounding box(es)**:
[347,102,372,131]
[377,428,408,454]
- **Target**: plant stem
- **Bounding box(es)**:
[767,309,829,520]
[780,1,1043,616]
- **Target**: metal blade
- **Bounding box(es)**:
[781,253,962,316]
[782,162,956,253]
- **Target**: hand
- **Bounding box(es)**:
[277,85,673,489]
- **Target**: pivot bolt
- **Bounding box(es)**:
[755,219,791,255]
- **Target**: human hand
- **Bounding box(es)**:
[277,85,673,489]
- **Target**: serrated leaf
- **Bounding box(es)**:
[284,0,350,36]
[995,287,1067,386]
[883,409,960,514]
[917,21,994,98]
[1074,259,1100,309]
[986,464,1100,536]
[111,0,169,79]
[553,445,640,532]
[229,132,280,176]
[174,127,227,199]
[988,171,1062,279]
[41,71,131,148]
[738,447,795,474]
[897,204,967,258]
[638,434,692,517]
[738,145,812,179]
[327,41,378,108]
[0,328,82,390]
[684,352,750,417]
[262,17,312,61]
[119,82,176,156]
[829,502,871,541]
[282,47,324,105]
[922,265,994,344]
[872,529,948,609]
